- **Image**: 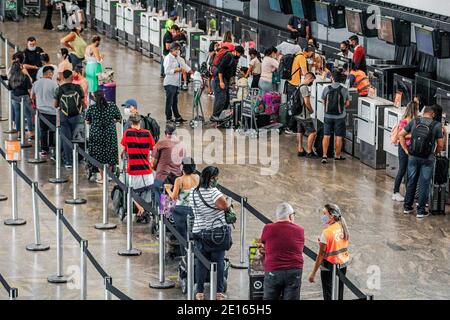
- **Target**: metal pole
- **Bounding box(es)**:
[65,143,86,204]
[95,164,116,229]
[26,182,50,251]
[104,276,112,300]
[19,97,31,148]
[49,111,68,183]
[80,239,88,300]
[149,216,175,289]
[9,288,18,300]
[48,209,68,283]
[4,91,16,134]
[231,197,248,269]
[187,241,194,300]
[4,162,26,226]
[209,262,217,300]
[331,264,338,301]
[28,109,46,163]
[5,39,9,74]
[118,187,141,256]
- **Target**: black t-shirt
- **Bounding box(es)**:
[288,16,310,39]
[162,31,173,56]
[10,75,32,97]
[23,47,44,81]
[54,83,85,108]
[218,52,238,81]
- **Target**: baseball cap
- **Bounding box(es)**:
[62,70,73,79]
[122,99,138,108]
[170,10,178,17]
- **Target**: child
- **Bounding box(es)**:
[234,67,249,102]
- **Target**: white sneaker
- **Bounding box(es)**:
[392,193,405,202]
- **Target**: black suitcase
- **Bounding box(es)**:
[429,184,446,215]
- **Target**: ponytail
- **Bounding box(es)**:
[339,216,350,241]
[94,90,108,108]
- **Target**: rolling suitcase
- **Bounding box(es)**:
[429,184,446,215]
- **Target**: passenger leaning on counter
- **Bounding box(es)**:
[308,204,350,300]
[343,63,370,97]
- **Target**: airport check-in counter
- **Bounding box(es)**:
[357,96,394,169]
[116,3,126,45]
[141,11,154,57]
[149,15,168,57]
[101,0,118,38]
[184,27,204,69]
[199,34,222,66]
[86,0,95,28]
[311,77,331,125]
[383,107,405,178]
[124,6,146,50]
[343,89,360,159]
[95,0,103,31]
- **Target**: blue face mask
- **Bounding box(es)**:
[321,215,329,226]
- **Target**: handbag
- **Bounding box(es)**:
[196,189,237,225]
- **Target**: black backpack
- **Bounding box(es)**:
[408,119,438,158]
[59,85,82,117]
[287,84,307,117]
[325,85,345,116]
[142,113,160,142]
[280,53,300,80]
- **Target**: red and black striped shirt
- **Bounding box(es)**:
[120,128,156,176]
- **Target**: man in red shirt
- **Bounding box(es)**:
[120,114,156,217]
[258,203,305,300]
[349,35,367,73]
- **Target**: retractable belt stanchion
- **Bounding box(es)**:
[4,161,26,226]
[209,262,218,300]
[149,216,175,289]
[231,196,248,269]
[4,39,9,75]
[48,209,69,283]
[4,91,17,134]
[26,182,50,251]
[95,164,117,229]
[49,111,68,184]
[28,109,46,163]
[118,187,141,256]
[19,97,31,148]
[186,241,194,300]
[80,239,88,300]
[9,288,18,300]
[332,264,339,300]
[65,143,86,204]
[105,276,112,300]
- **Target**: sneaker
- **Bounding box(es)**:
[306,152,319,159]
[210,115,220,122]
[392,193,405,202]
[335,156,346,161]
[64,163,73,169]
[181,84,188,91]
[166,119,175,125]
[416,211,430,219]
[403,206,414,214]
[297,150,307,157]
[195,293,205,301]
[39,150,49,157]
[284,128,296,135]
[95,178,103,184]
[175,117,187,124]
[321,157,328,164]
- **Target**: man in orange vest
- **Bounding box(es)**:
[343,63,370,96]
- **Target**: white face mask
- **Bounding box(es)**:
[124,108,132,117]
[28,45,36,51]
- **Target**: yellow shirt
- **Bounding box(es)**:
[288,53,308,87]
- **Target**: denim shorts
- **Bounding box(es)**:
[324,117,346,137]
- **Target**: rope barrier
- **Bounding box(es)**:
[106,282,132,300]
[0,272,12,295]
[37,113,56,131]
[14,164,33,187]
[163,216,188,249]
[59,130,74,150]
[85,248,109,279]
[60,215,83,244]
[35,188,58,214]
[0,78,8,89]
[77,146,104,171]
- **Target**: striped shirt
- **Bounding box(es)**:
[120,128,155,176]
[190,188,226,234]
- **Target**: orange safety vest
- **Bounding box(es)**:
[351,70,370,96]
[321,223,350,266]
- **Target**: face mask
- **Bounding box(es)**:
[307,58,313,64]
[234,55,240,60]
[124,108,132,117]
[340,49,347,53]
[321,215,330,226]
[211,178,218,188]
[28,45,36,51]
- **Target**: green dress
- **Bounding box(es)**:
[85,102,122,166]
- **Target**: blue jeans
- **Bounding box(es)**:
[258,79,274,95]
[263,269,302,300]
[212,78,229,117]
[394,145,409,193]
[164,85,181,121]
[404,156,435,214]
[69,53,84,69]
[173,205,193,241]
[60,113,82,165]
[11,95,33,132]
[194,239,225,294]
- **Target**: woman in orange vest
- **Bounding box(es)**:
[308,204,350,300]
[344,63,370,96]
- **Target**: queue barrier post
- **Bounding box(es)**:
[149,216,175,289]
[28,109,46,164]
[4,39,9,76]
[105,276,112,300]
[231,196,248,269]
[48,209,69,283]
[118,187,141,256]
[4,91,17,134]
[80,239,88,300]
[186,240,195,300]
[49,111,68,184]
[19,97,31,148]
[4,161,26,226]
[209,262,217,300]
[331,264,339,300]
[95,164,117,230]
[9,288,18,300]
[26,182,50,251]
[65,143,86,204]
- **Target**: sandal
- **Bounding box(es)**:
[335,156,346,161]
[321,157,328,164]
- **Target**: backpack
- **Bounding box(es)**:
[408,119,438,158]
[210,47,230,78]
[280,53,300,80]
[286,84,306,117]
[390,124,400,145]
[325,85,345,116]
[59,85,82,117]
[141,113,160,142]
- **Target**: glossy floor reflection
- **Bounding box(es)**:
[0,17,449,300]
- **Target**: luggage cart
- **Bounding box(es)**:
[0,0,22,22]
[22,0,40,17]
